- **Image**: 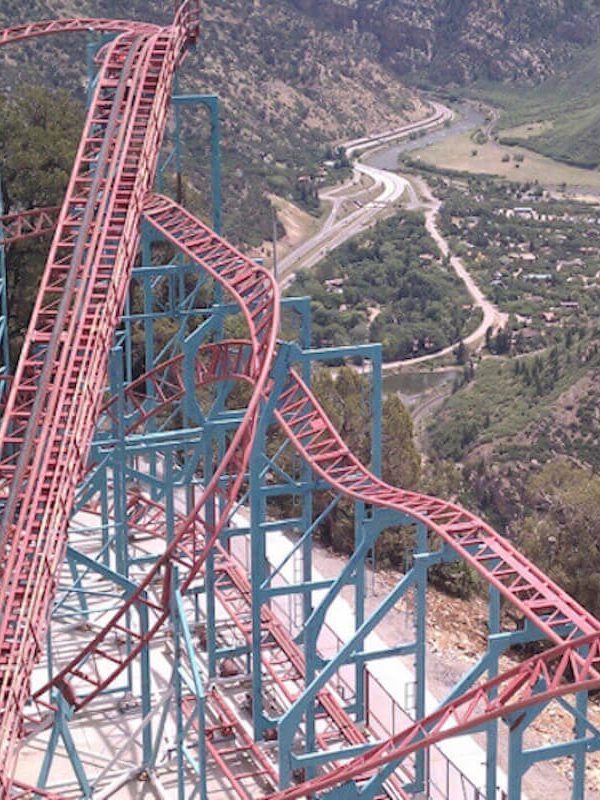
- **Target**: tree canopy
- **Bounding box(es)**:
[310,366,421,565]
[521,459,600,618]
[0,86,83,361]
[287,211,478,361]
[0,85,82,213]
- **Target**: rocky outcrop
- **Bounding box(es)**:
[288,0,600,84]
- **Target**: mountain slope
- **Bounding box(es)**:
[0,0,423,246]
[469,39,600,168]
[290,0,600,84]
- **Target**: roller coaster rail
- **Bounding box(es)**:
[0,3,599,799]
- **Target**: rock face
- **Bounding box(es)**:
[288,0,600,84]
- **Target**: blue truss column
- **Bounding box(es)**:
[351,502,367,725]
[507,714,526,800]
[122,291,134,386]
[108,345,136,698]
[300,438,314,638]
[275,298,314,643]
[413,522,428,793]
[136,450,180,767]
[280,568,418,788]
[298,298,314,639]
[98,459,111,567]
[164,449,187,791]
[248,348,296,745]
[504,693,599,800]
[573,690,588,799]
[203,424,218,679]
[215,415,229,525]
[40,546,146,789]
[174,628,187,800]
[37,695,91,796]
[208,96,222,236]
[66,549,89,618]
[172,588,208,800]
[369,347,382,477]
[139,593,153,766]
[140,219,160,499]
[249,410,270,741]
[487,586,501,799]
[108,346,129,578]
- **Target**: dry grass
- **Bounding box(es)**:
[412,131,600,189]
[500,120,554,139]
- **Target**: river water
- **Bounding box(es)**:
[365,102,486,172]
[382,367,460,405]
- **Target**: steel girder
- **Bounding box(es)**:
[0,207,60,246]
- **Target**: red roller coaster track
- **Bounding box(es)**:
[0,18,160,47]
[266,633,600,800]
[94,339,600,798]
[1,3,600,798]
[25,194,280,715]
[0,207,60,246]
[0,4,201,791]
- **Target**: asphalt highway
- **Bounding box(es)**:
[278,101,508,367]
[278,103,453,287]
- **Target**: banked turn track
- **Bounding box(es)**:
[1,4,600,799]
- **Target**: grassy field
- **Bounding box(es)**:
[500,121,554,139]
[464,40,600,168]
[411,131,600,190]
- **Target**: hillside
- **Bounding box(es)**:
[465,38,600,168]
[0,0,423,247]
[290,0,600,85]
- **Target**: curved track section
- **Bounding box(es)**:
[0,18,159,47]
[0,6,199,790]
[99,345,600,798]
[268,633,600,799]
[11,783,66,800]
[2,4,600,798]
[144,194,278,361]
[274,368,600,648]
[33,197,279,712]
[100,341,253,436]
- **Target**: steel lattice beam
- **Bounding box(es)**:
[0,207,60,246]
[266,633,600,799]
[0,18,160,47]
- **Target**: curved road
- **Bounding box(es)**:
[278,101,507,367]
[381,175,508,369]
[278,102,452,287]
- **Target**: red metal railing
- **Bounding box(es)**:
[0,18,159,47]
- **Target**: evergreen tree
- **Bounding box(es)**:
[0,86,83,361]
